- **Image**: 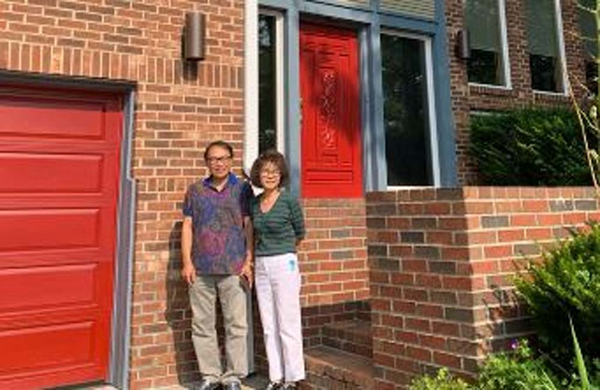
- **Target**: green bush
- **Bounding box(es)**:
[476,340,562,390]
[469,108,594,185]
[515,224,600,369]
[409,368,470,390]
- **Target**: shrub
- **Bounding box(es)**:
[476,340,562,390]
[469,108,594,185]
[515,224,600,369]
[409,368,470,390]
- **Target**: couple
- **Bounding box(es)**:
[181,141,305,390]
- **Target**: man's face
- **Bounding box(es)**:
[205,145,232,180]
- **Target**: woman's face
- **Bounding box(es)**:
[259,162,281,191]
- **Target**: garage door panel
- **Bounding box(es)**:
[0,264,97,312]
[0,153,103,193]
[0,195,118,209]
[0,250,105,270]
[0,209,100,252]
[0,321,96,374]
[0,96,106,139]
[0,86,121,388]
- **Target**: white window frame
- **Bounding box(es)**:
[381,30,441,189]
[467,0,512,90]
[529,0,569,96]
[245,9,286,173]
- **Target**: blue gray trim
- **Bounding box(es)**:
[363,21,387,191]
[285,7,302,196]
[109,89,136,390]
[432,0,457,186]
[299,2,373,23]
[379,13,437,35]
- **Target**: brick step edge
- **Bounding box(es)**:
[304,346,376,389]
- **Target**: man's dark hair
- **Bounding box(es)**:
[204,140,234,160]
[250,150,290,188]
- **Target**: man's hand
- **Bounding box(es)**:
[181,263,197,286]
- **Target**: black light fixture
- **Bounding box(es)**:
[456,29,471,60]
[183,12,205,61]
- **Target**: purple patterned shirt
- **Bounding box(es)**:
[182,174,253,275]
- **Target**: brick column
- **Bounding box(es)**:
[367,187,600,390]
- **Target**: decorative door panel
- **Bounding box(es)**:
[300,24,363,198]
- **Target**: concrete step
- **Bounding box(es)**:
[76,374,270,390]
[322,319,373,359]
[302,346,376,390]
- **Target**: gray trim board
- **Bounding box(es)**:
[109,90,136,390]
[300,2,373,23]
[432,0,457,186]
[364,20,387,191]
[285,7,302,196]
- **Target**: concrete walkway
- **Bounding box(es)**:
[81,374,270,390]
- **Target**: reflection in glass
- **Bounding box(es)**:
[381,34,432,186]
[259,15,277,153]
[465,0,505,85]
[525,0,562,92]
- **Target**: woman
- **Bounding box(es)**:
[250,151,306,390]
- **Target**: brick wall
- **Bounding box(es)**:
[445,0,588,184]
[367,187,600,390]
[299,198,370,347]
[0,1,244,388]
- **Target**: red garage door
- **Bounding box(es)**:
[0,85,122,389]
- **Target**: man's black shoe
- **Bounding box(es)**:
[223,382,242,390]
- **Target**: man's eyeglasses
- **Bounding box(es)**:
[206,156,232,164]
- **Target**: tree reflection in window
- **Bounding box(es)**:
[259,15,277,153]
[381,34,432,186]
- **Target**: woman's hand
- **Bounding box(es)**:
[240,254,254,289]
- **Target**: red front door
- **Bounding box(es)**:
[300,23,363,198]
[0,85,123,389]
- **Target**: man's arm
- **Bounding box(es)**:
[181,216,196,285]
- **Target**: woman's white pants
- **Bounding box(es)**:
[255,253,306,382]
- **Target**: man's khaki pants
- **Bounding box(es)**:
[189,274,248,384]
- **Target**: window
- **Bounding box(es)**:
[465,0,509,86]
[381,32,439,186]
[258,12,284,154]
[578,0,597,94]
[525,0,565,92]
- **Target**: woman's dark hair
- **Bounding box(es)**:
[250,150,289,188]
[204,140,234,160]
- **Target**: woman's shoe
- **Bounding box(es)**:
[281,382,297,390]
[264,381,283,390]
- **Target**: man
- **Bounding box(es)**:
[181,140,254,390]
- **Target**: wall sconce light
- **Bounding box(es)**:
[183,12,205,61]
[455,29,471,60]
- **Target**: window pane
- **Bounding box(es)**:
[466,0,501,51]
[465,0,505,85]
[381,34,432,186]
[468,50,503,85]
[578,0,598,93]
[259,14,277,153]
[525,0,559,57]
[578,0,597,58]
[525,0,563,91]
